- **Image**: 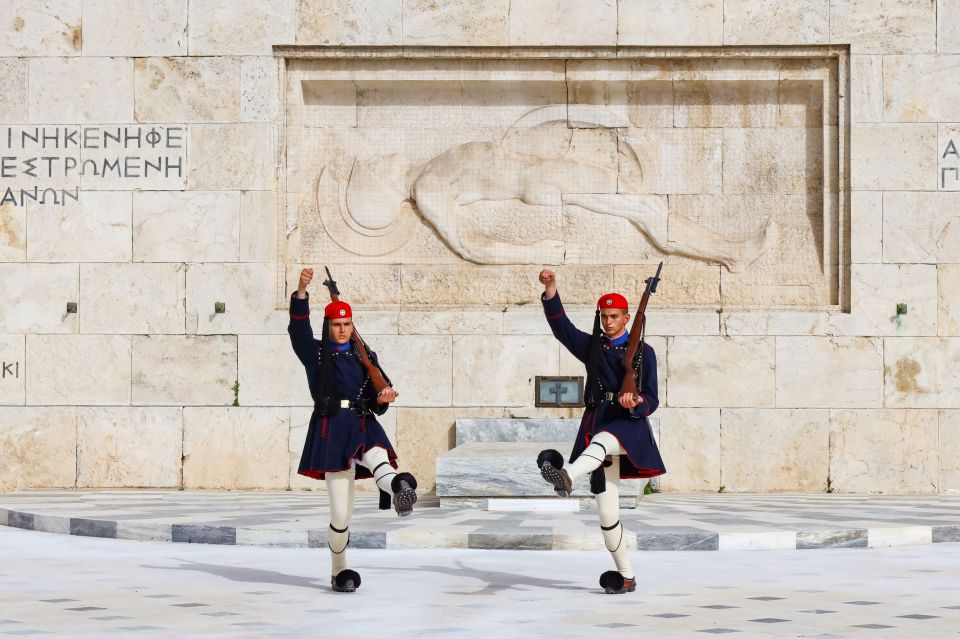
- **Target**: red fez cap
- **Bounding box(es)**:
[324,300,352,319]
[598,293,628,310]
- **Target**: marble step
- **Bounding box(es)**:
[454,417,660,445]
[435,441,643,499]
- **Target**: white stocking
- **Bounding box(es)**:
[360,447,397,495]
[325,470,355,577]
[597,455,634,580]
[566,431,623,481]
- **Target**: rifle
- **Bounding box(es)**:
[321,266,393,394]
[618,262,663,400]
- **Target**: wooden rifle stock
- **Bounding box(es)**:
[618,262,663,399]
[322,266,392,394]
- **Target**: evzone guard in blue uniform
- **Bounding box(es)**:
[536,268,665,595]
[288,267,418,593]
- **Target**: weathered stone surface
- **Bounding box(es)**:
[77,407,182,488]
[82,0,187,56]
[883,192,960,262]
[240,191,275,262]
[723,128,817,195]
[941,0,960,52]
[187,264,285,335]
[238,335,314,407]
[80,263,186,334]
[940,265,960,336]
[721,409,829,491]
[941,409,960,491]
[884,55,960,121]
[189,124,275,190]
[568,78,674,128]
[28,192,132,262]
[884,337,960,408]
[402,0,509,45]
[851,55,884,122]
[26,335,130,405]
[132,335,236,406]
[847,264,938,336]
[622,128,723,194]
[394,407,512,492]
[133,191,240,262]
[28,57,132,122]
[241,57,277,123]
[509,0,616,45]
[675,80,779,129]
[0,407,76,492]
[189,0,295,55]
[0,335,25,405]
[850,191,883,263]
[668,337,775,407]
[78,125,186,192]
[400,311,503,335]
[777,337,884,408]
[851,123,937,190]
[656,408,721,492]
[618,0,723,46]
[371,335,453,406]
[296,0,401,46]
[614,263,720,307]
[830,409,939,493]
[0,58,27,120]
[0,264,77,333]
[720,311,827,336]
[135,57,240,122]
[452,336,558,406]
[830,0,937,53]
[0,202,26,262]
[0,1,82,56]
[183,407,289,489]
[723,0,829,44]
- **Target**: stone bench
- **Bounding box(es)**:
[435,418,659,510]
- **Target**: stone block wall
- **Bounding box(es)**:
[2,0,959,495]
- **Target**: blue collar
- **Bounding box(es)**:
[607,332,629,346]
[331,342,351,353]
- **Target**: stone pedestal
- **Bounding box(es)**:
[435,418,658,509]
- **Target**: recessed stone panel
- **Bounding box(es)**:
[183,407,289,489]
[77,407,182,488]
[133,335,236,406]
[0,407,76,492]
[82,0,187,56]
[27,335,131,405]
[721,409,829,492]
[830,409,939,493]
[777,337,884,408]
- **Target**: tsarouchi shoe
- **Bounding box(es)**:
[599,571,636,595]
[331,569,361,593]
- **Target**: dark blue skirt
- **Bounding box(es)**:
[298,408,398,481]
[569,402,666,479]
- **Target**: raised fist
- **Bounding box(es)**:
[299,268,313,291]
[539,269,556,286]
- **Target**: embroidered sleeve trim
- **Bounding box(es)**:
[290,313,310,320]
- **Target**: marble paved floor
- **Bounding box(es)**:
[1,526,959,638]
[2,491,960,551]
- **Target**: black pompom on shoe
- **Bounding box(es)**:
[332,569,361,593]
[599,571,636,594]
[536,449,565,470]
[391,472,418,517]
[538,449,572,497]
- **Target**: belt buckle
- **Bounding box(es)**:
[340,399,350,409]
[604,392,616,402]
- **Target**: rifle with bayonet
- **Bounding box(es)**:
[619,262,663,400]
[321,266,393,394]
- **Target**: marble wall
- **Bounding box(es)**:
[1,0,958,495]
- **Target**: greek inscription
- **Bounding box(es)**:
[0,125,186,206]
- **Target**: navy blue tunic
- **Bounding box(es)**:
[288,292,397,480]
[542,292,666,479]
